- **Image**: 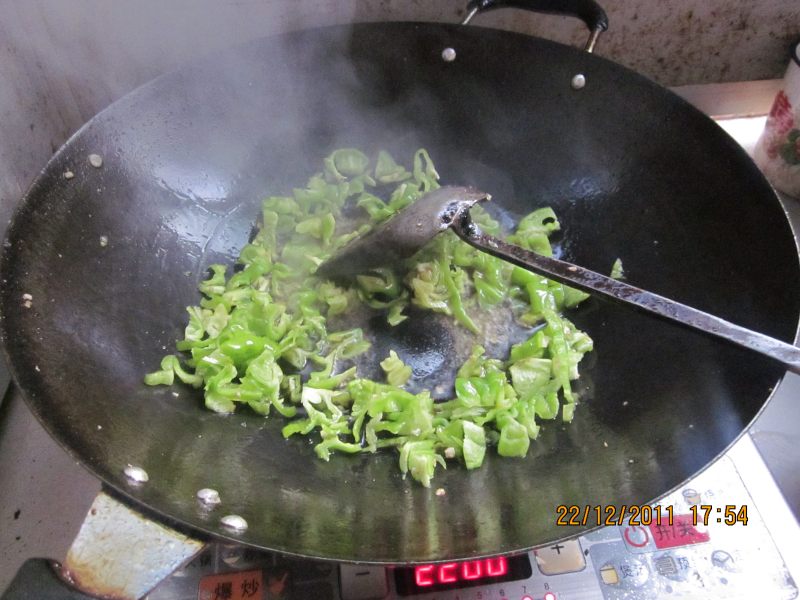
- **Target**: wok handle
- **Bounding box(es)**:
[463,0,609,52]
[452,213,800,376]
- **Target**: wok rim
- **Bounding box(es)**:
[1,21,798,563]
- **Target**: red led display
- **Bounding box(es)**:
[414,565,434,587]
[462,560,482,580]
[486,557,508,576]
[414,557,507,587]
[396,555,531,595]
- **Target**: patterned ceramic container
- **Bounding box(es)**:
[754,40,800,199]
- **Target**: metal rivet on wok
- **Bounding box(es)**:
[220,514,248,533]
[571,73,586,89]
[197,488,222,506]
[441,47,457,62]
[123,464,149,483]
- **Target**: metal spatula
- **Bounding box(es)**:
[318,185,800,375]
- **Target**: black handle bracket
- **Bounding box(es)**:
[463,0,609,53]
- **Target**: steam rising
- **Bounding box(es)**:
[0,0,586,238]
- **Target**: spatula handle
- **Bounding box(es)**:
[453,213,800,376]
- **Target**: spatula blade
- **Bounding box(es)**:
[317,186,489,279]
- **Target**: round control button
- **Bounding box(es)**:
[711,550,737,572]
[623,525,650,548]
[617,559,650,587]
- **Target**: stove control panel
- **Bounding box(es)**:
[149,455,798,600]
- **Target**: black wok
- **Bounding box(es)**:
[1,17,799,564]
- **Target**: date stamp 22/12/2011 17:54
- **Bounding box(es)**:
[556,504,749,528]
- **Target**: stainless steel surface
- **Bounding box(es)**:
[751,372,800,524]
[461,6,480,25]
[584,27,602,53]
[61,493,204,600]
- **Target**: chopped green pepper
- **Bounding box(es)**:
[145,148,595,486]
